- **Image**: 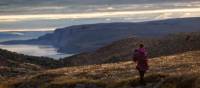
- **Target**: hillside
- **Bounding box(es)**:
[0,49,63,68]
[2,17,200,53]
[0,48,64,79]
[61,32,200,66]
[1,50,200,88]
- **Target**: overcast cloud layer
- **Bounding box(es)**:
[0,0,199,5]
[0,0,200,32]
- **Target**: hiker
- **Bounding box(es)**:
[133,44,149,85]
[186,35,191,41]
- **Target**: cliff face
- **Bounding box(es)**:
[2,17,200,53]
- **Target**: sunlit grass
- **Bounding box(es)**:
[2,50,199,88]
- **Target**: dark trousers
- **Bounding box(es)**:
[138,70,146,85]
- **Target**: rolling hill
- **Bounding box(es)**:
[61,32,200,66]
[0,48,64,79]
[2,17,200,53]
[0,20,200,88]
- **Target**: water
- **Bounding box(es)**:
[0,31,52,42]
[0,31,74,59]
[0,44,74,59]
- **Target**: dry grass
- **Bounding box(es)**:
[1,50,199,88]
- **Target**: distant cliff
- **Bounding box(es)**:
[2,17,200,53]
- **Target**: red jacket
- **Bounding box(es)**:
[133,48,149,71]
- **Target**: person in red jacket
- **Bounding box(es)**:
[133,44,149,85]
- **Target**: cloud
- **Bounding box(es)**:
[0,28,55,32]
[1,7,200,22]
[9,32,24,36]
[155,13,173,19]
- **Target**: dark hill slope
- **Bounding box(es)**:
[61,32,200,66]
[0,49,62,68]
[0,48,64,78]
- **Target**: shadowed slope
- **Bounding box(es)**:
[62,32,200,66]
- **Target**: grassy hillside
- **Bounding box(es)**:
[1,50,200,88]
[0,49,64,79]
[62,32,200,66]
[0,49,63,68]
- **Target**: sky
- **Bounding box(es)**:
[1,0,200,32]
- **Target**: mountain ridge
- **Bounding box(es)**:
[2,17,200,54]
